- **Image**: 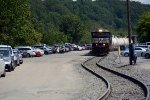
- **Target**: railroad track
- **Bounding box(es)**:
[81,56,149,100]
[81,57,111,100]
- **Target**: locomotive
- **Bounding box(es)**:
[91,29,112,55]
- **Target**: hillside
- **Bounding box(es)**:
[0,0,150,46]
[30,0,150,44]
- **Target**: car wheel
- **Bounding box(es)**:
[124,53,129,57]
[145,53,150,59]
[27,53,31,57]
[17,62,20,66]
[8,66,12,72]
[141,52,143,56]
[11,65,14,71]
[44,51,48,55]
[1,69,6,77]
[20,60,23,64]
[11,62,15,71]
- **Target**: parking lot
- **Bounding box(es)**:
[0,50,95,100]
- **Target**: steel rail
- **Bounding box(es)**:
[81,57,111,100]
[96,62,150,100]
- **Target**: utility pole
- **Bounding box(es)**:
[127,0,133,65]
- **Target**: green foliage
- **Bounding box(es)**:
[30,0,150,44]
[136,12,150,42]
[0,0,42,46]
[1,0,150,45]
[59,15,83,43]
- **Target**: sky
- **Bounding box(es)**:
[131,0,150,4]
[72,0,150,4]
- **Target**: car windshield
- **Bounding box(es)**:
[0,50,10,57]
[13,51,18,55]
[0,47,12,54]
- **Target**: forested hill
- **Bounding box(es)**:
[0,0,150,46]
[31,0,150,44]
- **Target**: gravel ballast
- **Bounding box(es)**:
[84,56,145,100]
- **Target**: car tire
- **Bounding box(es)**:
[1,69,6,77]
[124,53,129,57]
[141,52,143,56]
[11,66,14,71]
[145,53,150,59]
[17,62,20,66]
[20,60,23,64]
[8,66,12,72]
[27,53,31,57]
[11,62,15,71]
[44,51,48,55]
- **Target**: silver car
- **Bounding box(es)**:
[0,45,16,72]
[0,55,6,77]
[121,47,146,57]
[0,49,16,72]
[142,50,150,59]
[13,49,23,66]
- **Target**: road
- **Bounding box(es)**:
[0,50,102,100]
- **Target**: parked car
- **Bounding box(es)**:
[136,45,150,51]
[146,42,150,46]
[13,49,20,66]
[65,45,73,51]
[121,47,146,57]
[135,47,146,56]
[34,48,44,56]
[73,45,82,51]
[15,46,36,57]
[0,49,16,72]
[13,49,23,65]
[142,50,150,59]
[59,46,66,53]
[0,45,16,71]
[0,55,6,77]
[86,44,92,50]
[17,50,28,58]
[32,45,52,55]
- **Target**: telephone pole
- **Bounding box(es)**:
[127,0,133,65]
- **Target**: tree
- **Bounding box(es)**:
[136,12,150,43]
[0,0,42,46]
[59,15,83,43]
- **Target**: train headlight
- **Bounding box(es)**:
[103,44,106,46]
[99,29,103,32]
[96,44,98,46]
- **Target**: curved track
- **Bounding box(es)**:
[81,57,111,100]
[82,56,149,100]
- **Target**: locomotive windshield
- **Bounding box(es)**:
[91,32,112,43]
[92,38,109,43]
[91,32,111,38]
[91,30,112,55]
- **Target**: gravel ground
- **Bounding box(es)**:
[0,50,108,100]
[69,56,108,100]
[0,50,149,100]
[85,56,145,100]
[109,52,150,99]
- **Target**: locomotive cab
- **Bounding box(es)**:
[91,29,112,55]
